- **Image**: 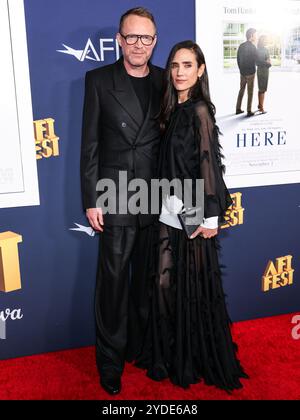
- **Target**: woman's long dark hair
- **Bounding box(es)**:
[160,40,216,131]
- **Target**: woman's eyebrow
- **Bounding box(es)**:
[171,61,193,65]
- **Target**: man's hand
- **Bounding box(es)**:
[190,226,218,239]
[86,208,104,232]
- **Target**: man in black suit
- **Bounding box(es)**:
[80,7,163,395]
[236,28,257,117]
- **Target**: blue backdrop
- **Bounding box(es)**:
[0,0,299,360]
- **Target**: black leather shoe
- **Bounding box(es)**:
[100,375,121,395]
[247,111,255,117]
[236,109,244,115]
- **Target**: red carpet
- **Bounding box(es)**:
[0,312,299,400]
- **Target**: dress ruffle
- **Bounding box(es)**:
[135,222,248,391]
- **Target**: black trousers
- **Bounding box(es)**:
[95,223,155,376]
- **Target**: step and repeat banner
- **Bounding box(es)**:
[0,0,299,359]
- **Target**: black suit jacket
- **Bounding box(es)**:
[80,57,164,227]
[237,41,257,76]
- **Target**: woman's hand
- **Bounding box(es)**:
[190,226,218,239]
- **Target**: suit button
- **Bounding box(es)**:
[132,145,136,150]
[121,122,127,128]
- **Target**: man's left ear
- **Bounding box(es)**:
[198,64,205,78]
[116,33,122,48]
[153,35,158,48]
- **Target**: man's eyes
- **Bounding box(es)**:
[127,35,152,39]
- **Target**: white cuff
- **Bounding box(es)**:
[200,216,218,229]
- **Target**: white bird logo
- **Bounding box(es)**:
[69,223,96,237]
[57,42,99,61]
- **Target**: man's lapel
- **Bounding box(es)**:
[135,62,162,144]
[110,58,144,128]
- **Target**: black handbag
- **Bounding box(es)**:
[177,206,204,239]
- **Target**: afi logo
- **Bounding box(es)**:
[57,38,120,62]
[34,118,60,160]
[262,255,294,292]
[0,231,22,293]
[221,192,244,229]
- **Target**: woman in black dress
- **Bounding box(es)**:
[256,35,271,113]
[136,41,248,391]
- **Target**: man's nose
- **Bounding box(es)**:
[135,37,143,47]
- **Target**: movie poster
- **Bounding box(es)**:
[0,0,39,208]
[196,0,300,188]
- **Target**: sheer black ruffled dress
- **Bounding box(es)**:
[135,99,248,391]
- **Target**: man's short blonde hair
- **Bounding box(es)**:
[119,7,156,33]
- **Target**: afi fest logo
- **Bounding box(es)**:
[0,231,24,340]
[262,255,294,292]
[221,192,244,229]
[57,38,120,62]
[34,118,60,160]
